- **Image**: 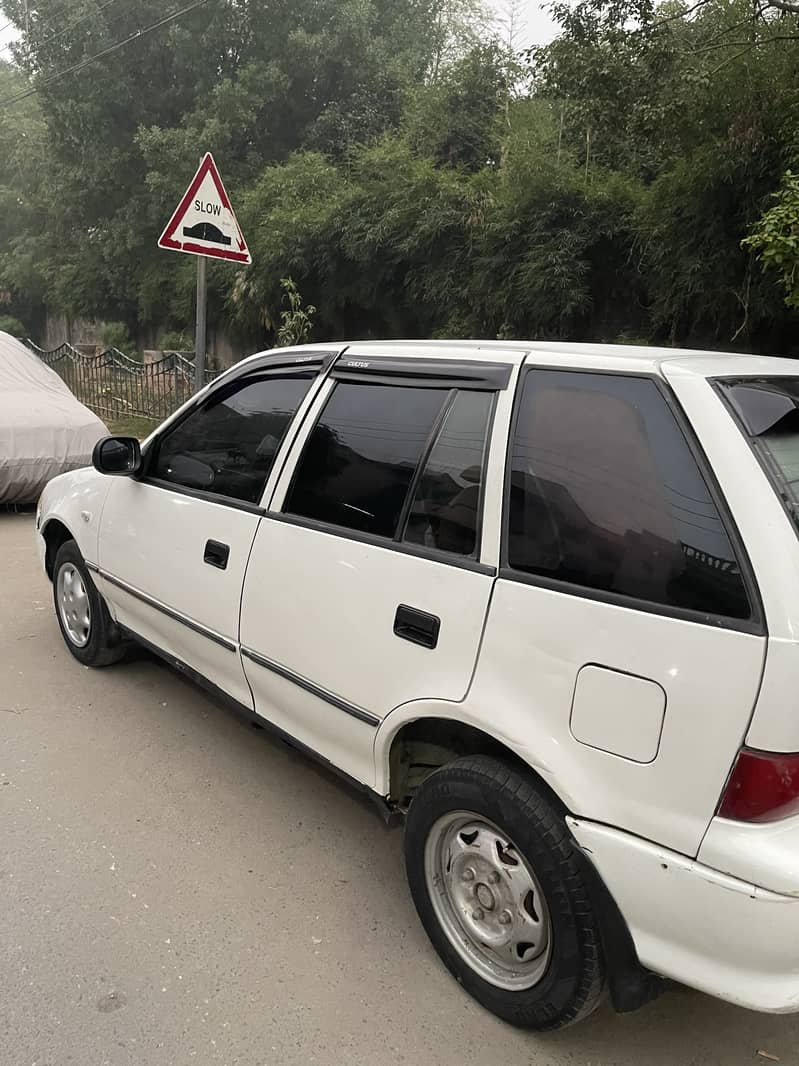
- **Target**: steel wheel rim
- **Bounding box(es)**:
[424,810,552,992]
[57,563,92,648]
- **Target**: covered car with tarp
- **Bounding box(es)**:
[0,332,107,504]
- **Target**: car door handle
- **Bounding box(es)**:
[204,540,230,570]
[394,605,440,650]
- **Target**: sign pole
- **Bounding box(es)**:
[194,253,207,392]
[158,152,251,388]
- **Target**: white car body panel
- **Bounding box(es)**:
[699,813,799,897]
[747,637,799,752]
[37,466,114,568]
[240,519,495,785]
[36,339,799,1016]
[569,817,799,1014]
[440,578,764,856]
[96,478,260,707]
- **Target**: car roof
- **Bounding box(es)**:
[237,340,798,380]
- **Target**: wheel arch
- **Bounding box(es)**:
[41,517,77,580]
[377,706,569,814]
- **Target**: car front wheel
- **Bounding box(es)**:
[53,541,126,667]
[404,755,605,1030]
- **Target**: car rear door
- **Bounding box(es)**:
[239,352,519,784]
[95,351,334,707]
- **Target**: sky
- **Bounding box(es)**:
[487,0,560,48]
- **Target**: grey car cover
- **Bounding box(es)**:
[0,332,107,503]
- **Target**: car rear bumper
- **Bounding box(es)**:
[699,813,799,898]
[568,816,799,1014]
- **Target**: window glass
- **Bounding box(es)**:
[285,383,448,538]
[507,370,750,619]
[718,378,799,506]
[403,391,493,556]
[151,373,314,504]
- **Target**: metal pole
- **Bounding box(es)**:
[194,254,207,392]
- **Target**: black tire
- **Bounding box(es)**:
[404,755,605,1030]
[52,540,127,667]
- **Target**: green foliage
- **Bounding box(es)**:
[0,0,469,329]
[161,329,193,352]
[0,314,26,337]
[277,278,317,346]
[1,0,799,357]
[744,171,799,309]
[100,321,136,355]
[404,44,509,170]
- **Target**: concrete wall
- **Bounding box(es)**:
[41,311,255,371]
[42,313,103,350]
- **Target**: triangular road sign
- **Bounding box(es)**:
[158,152,252,265]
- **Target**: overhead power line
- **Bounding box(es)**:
[0,0,121,56]
[0,0,104,42]
[0,0,213,108]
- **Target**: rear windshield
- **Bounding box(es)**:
[717,378,799,506]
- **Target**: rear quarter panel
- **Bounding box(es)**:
[665,367,799,753]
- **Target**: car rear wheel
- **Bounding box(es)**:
[404,755,605,1030]
[53,541,126,667]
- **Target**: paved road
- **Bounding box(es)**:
[1,512,797,1066]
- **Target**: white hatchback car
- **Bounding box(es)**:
[36,341,799,1029]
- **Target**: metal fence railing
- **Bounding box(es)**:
[26,341,220,426]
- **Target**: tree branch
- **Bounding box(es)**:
[650,0,714,30]
[709,43,755,72]
[690,32,799,53]
[688,6,769,50]
[767,0,799,13]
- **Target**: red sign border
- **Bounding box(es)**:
[158,152,252,265]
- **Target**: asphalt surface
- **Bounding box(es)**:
[1,512,798,1066]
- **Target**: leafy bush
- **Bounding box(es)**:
[0,315,26,338]
[277,278,316,346]
[161,329,193,352]
[100,321,136,355]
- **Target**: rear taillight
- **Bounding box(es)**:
[718,748,799,823]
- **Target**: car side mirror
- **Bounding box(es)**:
[92,436,143,477]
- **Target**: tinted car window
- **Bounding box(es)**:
[151,373,315,504]
[507,370,750,619]
[403,391,493,557]
[718,378,799,506]
[285,383,448,538]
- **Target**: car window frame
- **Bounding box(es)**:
[499,365,765,635]
[397,388,497,560]
[137,351,337,515]
[270,369,503,576]
[712,376,799,537]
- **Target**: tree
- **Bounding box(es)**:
[404,45,509,170]
[0,62,47,334]
[0,0,471,332]
[1,0,799,358]
[744,171,799,309]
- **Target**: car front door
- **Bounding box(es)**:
[239,353,519,784]
[94,352,332,707]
